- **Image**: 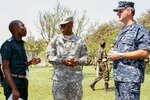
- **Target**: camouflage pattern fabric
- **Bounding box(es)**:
[52,80,82,100]
[95,63,109,83]
[113,22,150,100]
[113,22,150,83]
[46,34,88,100]
[115,81,140,100]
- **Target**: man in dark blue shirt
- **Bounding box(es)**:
[1,20,41,100]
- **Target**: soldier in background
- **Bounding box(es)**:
[46,16,88,100]
[89,41,109,91]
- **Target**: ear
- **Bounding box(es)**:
[11,27,18,35]
[13,27,18,32]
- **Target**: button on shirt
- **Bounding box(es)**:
[1,36,28,75]
[113,22,150,83]
[46,34,88,82]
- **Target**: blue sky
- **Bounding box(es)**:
[0,0,150,45]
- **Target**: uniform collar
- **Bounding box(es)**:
[61,33,78,42]
[121,21,136,33]
[12,35,24,43]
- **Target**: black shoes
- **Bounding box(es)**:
[89,85,95,91]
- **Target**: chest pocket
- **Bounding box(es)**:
[121,36,134,52]
[122,38,133,45]
[12,46,26,65]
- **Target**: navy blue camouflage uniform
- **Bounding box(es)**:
[1,36,28,100]
[113,22,150,100]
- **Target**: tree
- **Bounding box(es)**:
[137,9,150,32]
[25,35,46,60]
[35,1,97,45]
[85,20,121,64]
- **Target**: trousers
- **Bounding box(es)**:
[115,81,141,100]
[3,77,28,100]
[52,80,83,100]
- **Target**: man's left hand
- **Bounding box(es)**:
[31,58,41,65]
[62,58,79,67]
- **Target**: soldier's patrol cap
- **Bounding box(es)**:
[113,1,135,12]
[59,16,73,25]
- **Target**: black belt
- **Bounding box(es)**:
[12,74,26,79]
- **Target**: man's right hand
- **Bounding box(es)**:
[12,89,20,100]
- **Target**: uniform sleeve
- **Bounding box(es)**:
[136,27,150,51]
[1,42,12,61]
[0,54,2,64]
[46,36,62,64]
[79,39,88,65]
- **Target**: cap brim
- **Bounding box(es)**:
[113,7,126,12]
[59,21,70,25]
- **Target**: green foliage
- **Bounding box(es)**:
[145,56,150,74]
[25,36,47,58]
[86,41,99,64]
[103,31,117,52]
[38,50,47,64]
[87,42,99,57]
[86,10,150,64]
[137,9,150,32]
[85,21,121,64]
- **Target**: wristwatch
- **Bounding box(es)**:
[120,53,124,59]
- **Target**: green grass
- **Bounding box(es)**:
[1,66,150,100]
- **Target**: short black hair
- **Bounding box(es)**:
[8,20,21,33]
[100,41,106,48]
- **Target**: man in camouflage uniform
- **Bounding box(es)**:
[108,1,150,100]
[89,41,109,91]
[46,16,88,100]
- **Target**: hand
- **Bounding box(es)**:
[107,51,120,61]
[12,89,20,100]
[69,58,79,67]
[105,67,109,72]
[31,58,41,65]
[62,58,79,67]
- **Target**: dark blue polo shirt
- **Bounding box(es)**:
[1,36,28,75]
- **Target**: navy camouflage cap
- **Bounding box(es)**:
[113,1,134,12]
